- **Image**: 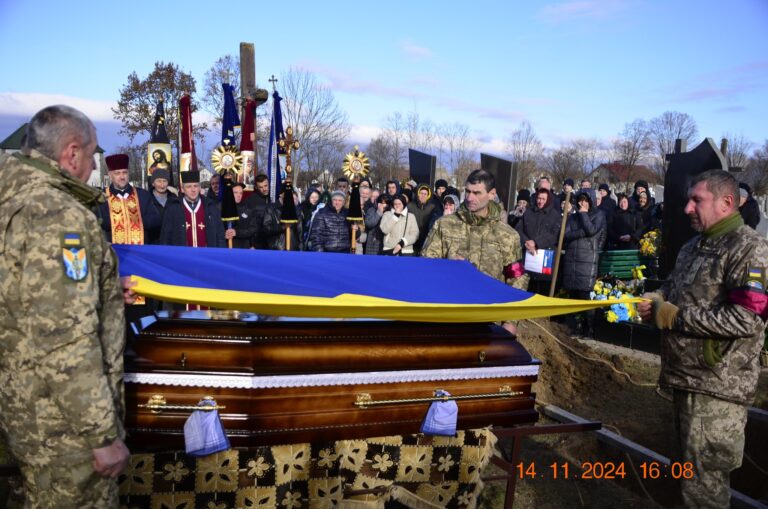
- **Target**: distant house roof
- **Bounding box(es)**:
[592,162,658,184]
[0,123,105,153]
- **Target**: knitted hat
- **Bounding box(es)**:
[563,178,574,188]
[598,183,610,193]
[151,168,170,182]
[435,179,448,189]
[330,190,346,200]
[516,189,531,203]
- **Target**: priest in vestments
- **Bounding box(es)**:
[159,171,226,248]
[99,153,161,244]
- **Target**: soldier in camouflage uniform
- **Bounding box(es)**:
[639,169,768,509]
[0,105,130,507]
[422,169,527,334]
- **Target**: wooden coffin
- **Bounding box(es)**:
[124,316,540,449]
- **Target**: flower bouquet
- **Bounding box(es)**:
[639,229,661,257]
[590,272,643,324]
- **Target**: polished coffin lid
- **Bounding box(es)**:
[125,316,540,448]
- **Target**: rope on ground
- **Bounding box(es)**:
[524,319,657,388]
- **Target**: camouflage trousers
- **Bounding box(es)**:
[19,459,117,509]
[672,390,747,509]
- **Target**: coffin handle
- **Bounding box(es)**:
[137,394,226,414]
[354,386,523,409]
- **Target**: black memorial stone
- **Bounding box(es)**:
[480,153,517,211]
[660,138,727,278]
[408,149,436,187]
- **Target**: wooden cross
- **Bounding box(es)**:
[268,75,278,91]
[279,126,300,182]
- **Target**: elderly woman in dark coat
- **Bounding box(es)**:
[562,189,607,335]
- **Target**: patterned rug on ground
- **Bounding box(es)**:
[118,428,496,509]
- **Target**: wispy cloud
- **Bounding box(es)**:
[715,105,746,113]
[400,41,433,59]
[0,92,118,122]
[296,62,528,124]
[664,59,768,104]
[537,0,629,24]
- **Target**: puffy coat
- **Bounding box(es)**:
[308,205,350,253]
[562,190,607,292]
[380,208,420,255]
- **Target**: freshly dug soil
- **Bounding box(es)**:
[478,318,768,508]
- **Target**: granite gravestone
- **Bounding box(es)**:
[660,138,728,279]
[480,153,517,211]
[408,149,436,187]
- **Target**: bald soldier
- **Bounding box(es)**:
[638,170,768,508]
[0,105,130,507]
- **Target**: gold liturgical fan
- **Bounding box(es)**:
[342,146,370,180]
[211,145,243,176]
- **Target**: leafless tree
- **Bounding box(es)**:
[201,55,241,130]
[570,137,605,177]
[439,122,480,184]
[742,140,768,196]
[721,132,753,170]
[279,67,351,186]
[542,145,582,186]
[611,119,652,190]
[505,120,543,188]
[381,112,408,181]
[366,135,400,186]
[648,111,698,178]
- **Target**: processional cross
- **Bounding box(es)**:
[279,126,300,183]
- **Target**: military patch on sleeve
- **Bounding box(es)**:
[61,232,88,281]
[746,266,765,290]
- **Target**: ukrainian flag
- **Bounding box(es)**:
[114,244,639,322]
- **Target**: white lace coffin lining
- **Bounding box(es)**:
[124,365,539,389]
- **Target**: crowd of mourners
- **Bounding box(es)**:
[143,169,762,288]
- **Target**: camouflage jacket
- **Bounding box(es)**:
[422,201,526,288]
[659,216,768,405]
[0,150,125,462]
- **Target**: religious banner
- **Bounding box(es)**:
[179,94,198,176]
[267,90,286,202]
[240,98,257,186]
[147,100,172,178]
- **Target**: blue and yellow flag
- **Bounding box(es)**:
[114,245,640,322]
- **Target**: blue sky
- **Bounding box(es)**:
[1,0,767,155]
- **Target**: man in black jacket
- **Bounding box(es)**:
[224,183,260,248]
